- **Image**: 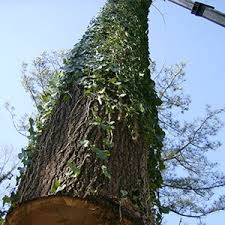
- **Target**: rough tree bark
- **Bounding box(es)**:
[6,0,164,224]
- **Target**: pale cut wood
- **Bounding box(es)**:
[5,196,134,225]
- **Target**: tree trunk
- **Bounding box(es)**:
[6,0,164,224]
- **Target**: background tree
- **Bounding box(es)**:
[152,63,225,220]
[21,50,67,111]
[0,146,17,224]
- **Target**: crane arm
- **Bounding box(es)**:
[168,0,225,28]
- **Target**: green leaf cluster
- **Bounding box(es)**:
[51,178,66,193]
[66,160,81,178]
[0,218,4,225]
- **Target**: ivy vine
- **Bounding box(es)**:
[12,0,165,223]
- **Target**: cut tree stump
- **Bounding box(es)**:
[5,196,140,225]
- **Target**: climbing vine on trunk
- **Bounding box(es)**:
[7,0,165,224]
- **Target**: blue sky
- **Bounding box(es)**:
[0,0,225,224]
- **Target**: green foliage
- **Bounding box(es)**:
[2,196,11,206]
[51,178,66,194]
[101,165,111,179]
[66,160,81,178]
[2,191,18,211]
[18,1,164,222]
[93,147,111,161]
[17,60,68,178]
[0,217,4,225]
[51,178,61,193]
[21,51,67,109]
[120,190,128,198]
[63,1,164,221]
[80,140,90,148]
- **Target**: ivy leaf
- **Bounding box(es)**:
[159,161,165,171]
[2,195,11,206]
[114,81,122,85]
[0,218,4,225]
[95,149,110,161]
[37,104,44,111]
[51,178,62,193]
[103,139,113,148]
[80,140,90,148]
[98,88,105,94]
[120,190,128,197]
[85,89,91,96]
[18,152,24,160]
[98,56,104,62]
[139,103,145,113]
[119,93,126,98]
[67,160,81,178]
[108,77,117,84]
[97,95,102,105]
[111,64,119,73]
[29,117,34,127]
[160,206,170,214]
[101,165,111,179]
[17,167,25,174]
[9,192,18,207]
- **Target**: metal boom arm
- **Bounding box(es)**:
[168,0,225,28]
